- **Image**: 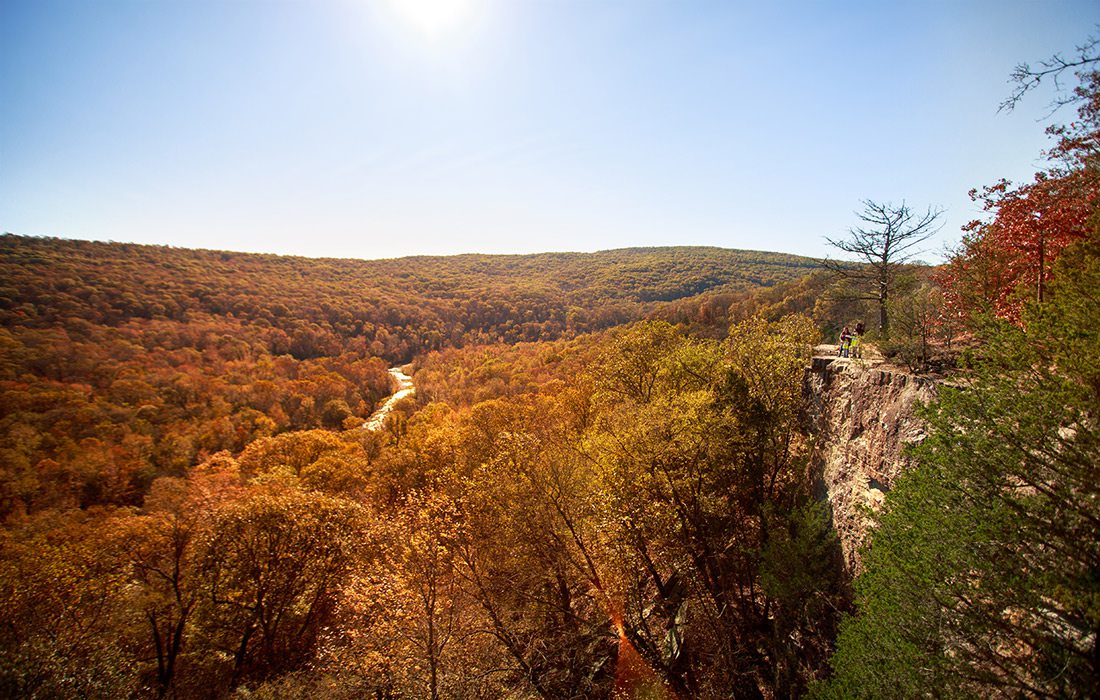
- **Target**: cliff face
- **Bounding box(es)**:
[804,355,940,574]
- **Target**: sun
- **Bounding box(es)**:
[385,0,477,39]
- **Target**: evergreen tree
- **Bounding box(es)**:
[817,231,1100,697]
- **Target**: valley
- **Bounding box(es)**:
[2,196,1098,697]
[3,1,1099,695]
[2,49,1099,700]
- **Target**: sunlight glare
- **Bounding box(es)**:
[385,0,477,39]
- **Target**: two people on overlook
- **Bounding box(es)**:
[838,321,865,359]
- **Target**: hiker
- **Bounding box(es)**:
[852,321,865,359]
[838,326,851,357]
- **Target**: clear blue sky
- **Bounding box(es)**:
[1,0,1095,261]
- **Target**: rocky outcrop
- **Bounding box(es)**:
[804,355,940,574]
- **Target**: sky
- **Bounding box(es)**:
[1,0,1097,262]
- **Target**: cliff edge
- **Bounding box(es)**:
[804,350,940,574]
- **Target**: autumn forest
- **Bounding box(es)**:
[4,46,1100,700]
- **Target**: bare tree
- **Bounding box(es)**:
[823,200,942,337]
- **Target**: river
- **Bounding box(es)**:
[363,366,416,431]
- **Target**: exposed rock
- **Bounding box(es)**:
[804,354,940,574]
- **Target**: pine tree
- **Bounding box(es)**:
[816,231,1100,697]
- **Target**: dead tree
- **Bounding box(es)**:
[823,200,942,337]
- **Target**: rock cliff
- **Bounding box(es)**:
[804,354,940,574]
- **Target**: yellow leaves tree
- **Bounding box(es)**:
[116,477,204,699]
[0,508,138,698]
[237,429,348,478]
[335,490,477,700]
[193,486,373,689]
[584,316,834,698]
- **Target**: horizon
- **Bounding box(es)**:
[2,231,825,264]
[2,0,1095,263]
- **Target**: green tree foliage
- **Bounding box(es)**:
[817,232,1100,697]
[878,272,953,372]
[653,269,844,339]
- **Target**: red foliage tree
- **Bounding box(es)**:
[941,70,1100,324]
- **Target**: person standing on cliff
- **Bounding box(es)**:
[839,326,851,357]
[853,321,865,358]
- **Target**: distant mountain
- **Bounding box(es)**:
[1,234,821,362]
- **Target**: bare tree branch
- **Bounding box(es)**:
[999,32,1100,114]
[823,200,943,336]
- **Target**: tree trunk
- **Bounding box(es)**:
[879,288,889,337]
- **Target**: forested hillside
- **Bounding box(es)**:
[0,237,818,360]
[1,233,849,698]
[3,45,1098,700]
[0,237,819,518]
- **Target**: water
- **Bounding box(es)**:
[363,367,415,431]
